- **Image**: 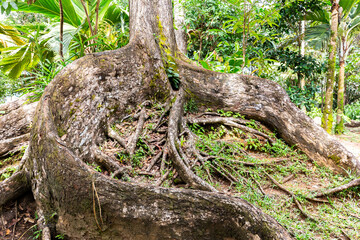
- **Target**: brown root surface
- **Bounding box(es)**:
[18,40,293,239]
[1,1,359,239]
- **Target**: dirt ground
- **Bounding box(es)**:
[1,127,359,239]
[337,127,360,159]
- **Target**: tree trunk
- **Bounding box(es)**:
[299,19,306,90]
[322,0,339,133]
[0,0,359,239]
[174,0,187,54]
[335,37,346,134]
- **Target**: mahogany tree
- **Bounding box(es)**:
[0,0,359,239]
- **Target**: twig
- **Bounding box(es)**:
[265,172,316,221]
[12,201,17,240]
[92,181,103,231]
[18,224,38,240]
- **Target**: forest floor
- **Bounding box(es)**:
[337,126,360,159]
[0,110,360,239]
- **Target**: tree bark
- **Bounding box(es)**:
[174,0,187,54]
[299,19,306,90]
[335,37,346,134]
[1,0,359,239]
[322,0,339,133]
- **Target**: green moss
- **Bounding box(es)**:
[69,108,76,116]
[329,154,341,164]
[57,126,66,137]
[156,17,180,90]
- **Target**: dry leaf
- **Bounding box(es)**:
[5,229,11,235]
[24,217,35,224]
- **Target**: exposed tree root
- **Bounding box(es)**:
[0,170,30,206]
[188,116,274,144]
[0,102,36,140]
[127,107,147,156]
[0,94,33,114]
[107,126,127,148]
[265,172,316,221]
[146,150,163,172]
[345,120,360,128]
[167,89,216,192]
[314,178,360,198]
[92,146,129,178]
[202,154,287,167]
[0,134,29,157]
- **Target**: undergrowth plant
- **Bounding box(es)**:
[189,121,360,239]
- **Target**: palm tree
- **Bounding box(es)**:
[17,0,129,56]
[0,24,55,79]
[306,0,360,134]
[0,0,128,79]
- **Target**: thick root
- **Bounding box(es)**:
[0,102,36,140]
[0,133,29,157]
[0,170,30,206]
[168,89,216,192]
[188,116,274,144]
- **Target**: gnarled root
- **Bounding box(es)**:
[167,89,216,191]
[314,178,360,198]
[0,133,30,157]
[188,116,274,144]
[0,170,31,206]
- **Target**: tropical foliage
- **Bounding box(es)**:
[0,0,359,128]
